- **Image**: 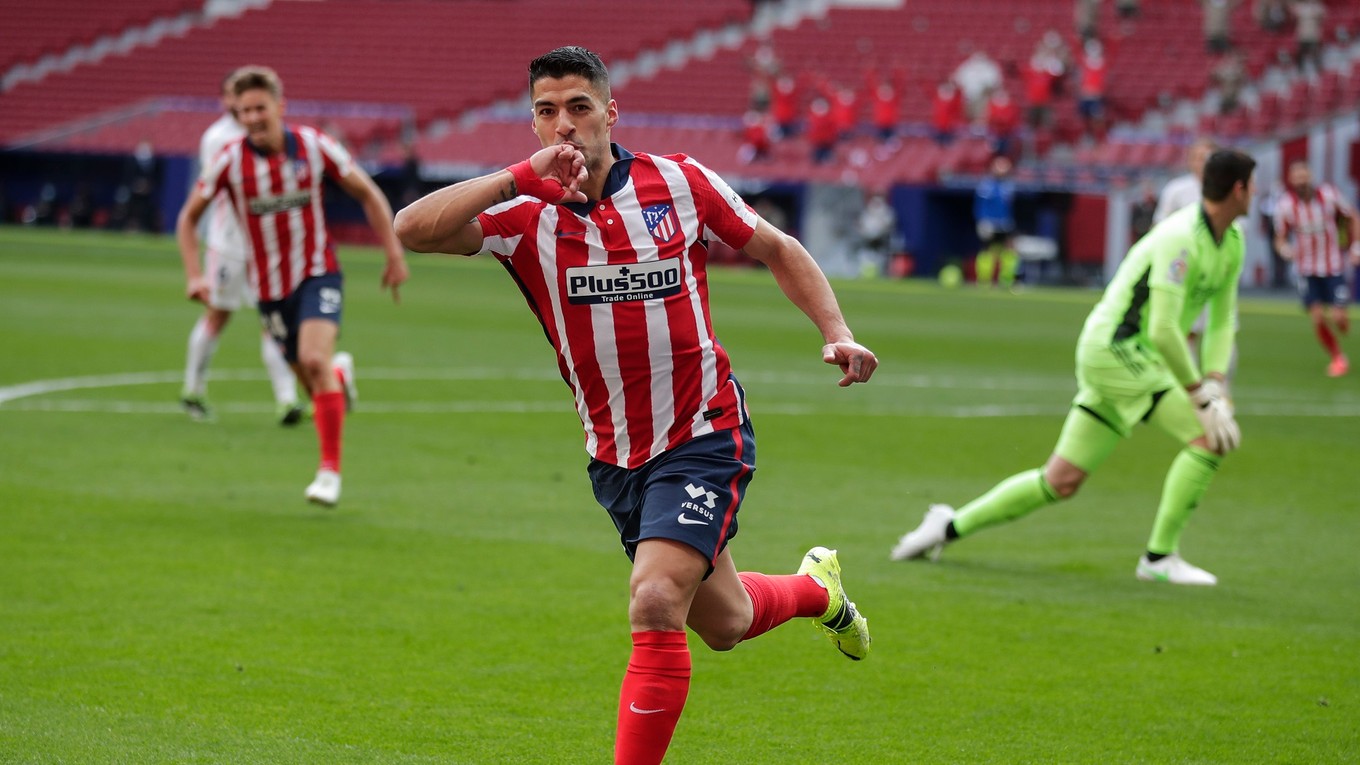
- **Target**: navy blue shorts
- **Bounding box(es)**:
[588,414,757,577]
[1297,274,1349,308]
[257,272,344,362]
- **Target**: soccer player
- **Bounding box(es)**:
[1272,160,1360,377]
[973,155,1018,289]
[891,149,1257,586]
[180,70,303,425]
[1154,137,1216,225]
[394,46,876,765]
[1155,137,1236,375]
[176,66,409,506]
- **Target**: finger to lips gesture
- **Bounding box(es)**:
[516,144,588,204]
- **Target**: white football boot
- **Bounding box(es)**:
[890,503,956,562]
[305,469,341,507]
[1135,553,1218,586]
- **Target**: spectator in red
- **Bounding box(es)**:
[868,71,903,143]
[808,96,838,163]
[738,110,773,163]
[1077,39,1108,139]
[930,80,964,145]
[1023,49,1058,132]
[986,88,1021,159]
[770,74,800,138]
[830,85,860,140]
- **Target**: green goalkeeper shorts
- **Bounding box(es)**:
[1067,340,1202,443]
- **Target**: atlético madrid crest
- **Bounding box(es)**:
[641,203,679,244]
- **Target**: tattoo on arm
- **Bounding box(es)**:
[496,179,517,204]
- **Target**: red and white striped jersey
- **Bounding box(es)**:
[477,146,759,468]
[195,124,352,301]
[1274,183,1356,277]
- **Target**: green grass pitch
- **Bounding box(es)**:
[1,226,1357,763]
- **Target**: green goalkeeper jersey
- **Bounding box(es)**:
[1078,203,1244,386]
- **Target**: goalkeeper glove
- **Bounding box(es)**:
[1188,378,1241,454]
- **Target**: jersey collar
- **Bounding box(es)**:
[1198,203,1238,247]
[246,124,296,159]
[562,143,634,215]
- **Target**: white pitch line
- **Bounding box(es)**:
[1,369,1357,417]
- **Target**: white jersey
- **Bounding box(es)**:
[1153,173,1200,224]
[199,113,248,263]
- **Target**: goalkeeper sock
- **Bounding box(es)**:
[953,468,1060,537]
[1147,446,1220,555]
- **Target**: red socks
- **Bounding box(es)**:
[615,630,690,765]
[612,576,828,762]
[1316,321,1341,359]
[312,390,345,472]
[737,572,830,641]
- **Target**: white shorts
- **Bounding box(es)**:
[205,246,253,311]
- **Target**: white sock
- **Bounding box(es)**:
[184,316,219,398]
[261,333,298,405]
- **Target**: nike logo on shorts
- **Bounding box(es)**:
[677,513,709,526]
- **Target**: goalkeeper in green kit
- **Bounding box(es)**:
[892,149,1256,585]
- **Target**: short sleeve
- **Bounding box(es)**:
[475,196,542,258]
[196,146,232,201]
[680,157,758,250]
[317,131,354,180]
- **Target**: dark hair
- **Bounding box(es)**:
[231,65,282,99]
[1201,149,1255,201]
[528,46,610,97]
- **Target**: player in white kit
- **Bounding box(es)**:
[180,71,302,424]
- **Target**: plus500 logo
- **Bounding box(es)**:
[566,259,682,304]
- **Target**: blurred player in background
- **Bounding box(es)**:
[973,154,1018,289]
[395,46,876,765]
[176,66,408,507]
[892,149,1257,586]
[1273,160,1360,377]
[1154,137,1216,225]
[180,70,302,425]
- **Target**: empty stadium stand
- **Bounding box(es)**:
[1,0,200,71]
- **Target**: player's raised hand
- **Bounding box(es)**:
[507,144,588,204]
[823,340,878,387]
